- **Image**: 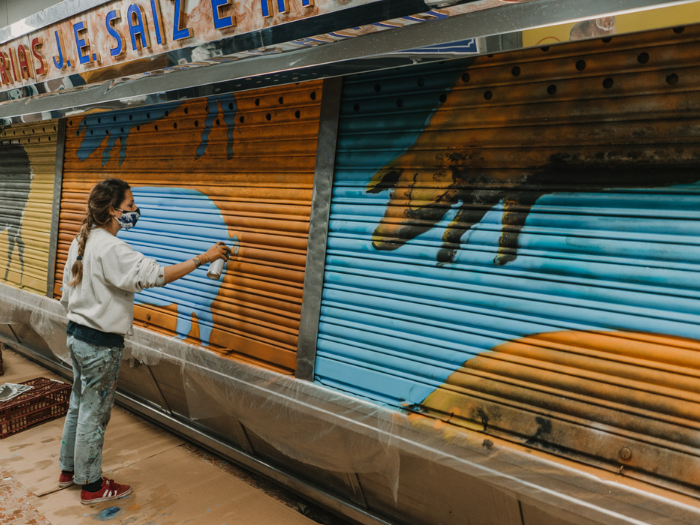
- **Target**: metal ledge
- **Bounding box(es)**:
[1,0,698,123]
[0,0,461,105]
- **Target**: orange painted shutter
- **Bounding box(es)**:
[55,81,323,374]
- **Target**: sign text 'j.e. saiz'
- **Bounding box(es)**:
[0,0,333,88]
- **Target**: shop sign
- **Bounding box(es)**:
[0,0,379,90]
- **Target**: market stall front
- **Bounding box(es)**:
[3,1,700,524]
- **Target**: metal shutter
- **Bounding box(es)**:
[55,81,323,373]
[0,121,59,295]
[316,25,700,490]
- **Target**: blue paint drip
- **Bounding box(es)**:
[195,94,237,160]
[94,506,121,520]
[76,102,182,166]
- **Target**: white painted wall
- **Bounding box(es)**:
[0,0,64,29]
[0,1,7,28]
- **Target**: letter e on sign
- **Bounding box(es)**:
[73,22,93,65]
[211,0,235,29]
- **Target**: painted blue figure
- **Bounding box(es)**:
[196,93,237,160]
[118,187,236,345]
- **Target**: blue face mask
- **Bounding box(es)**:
[115,207,141,230]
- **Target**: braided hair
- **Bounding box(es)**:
[67,178,131,287]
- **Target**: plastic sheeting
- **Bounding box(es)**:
[2,282,700,524]
[128,325,403,498]
[0,281,402,493]
[0,282,71,362]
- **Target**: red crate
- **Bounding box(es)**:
[0,377,71,439]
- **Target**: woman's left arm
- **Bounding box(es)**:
[102,240,230,291]
[162,258,199,285]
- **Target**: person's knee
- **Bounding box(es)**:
[76,423,107,443]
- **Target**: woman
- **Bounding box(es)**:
[58,178,230,504]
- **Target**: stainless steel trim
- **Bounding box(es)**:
[146,363,173,416]
[296,76,342,381]
[45,118,65,299]
[347,473,369,510]
[1,0,698,123]
[8,344,395,525]
[5,340,65,372]
[236,421,256,455]
[7,324,21,344]
[0,0,114,44]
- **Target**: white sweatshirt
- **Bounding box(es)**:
[60,228,165,335]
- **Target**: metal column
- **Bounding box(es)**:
[296,77,342,381]
[46,118,65,298]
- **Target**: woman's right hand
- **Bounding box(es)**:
[199,242,231,264]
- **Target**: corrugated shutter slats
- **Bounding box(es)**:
[0,122,59,295]
[55,82,323,373]
[316,26,700,489]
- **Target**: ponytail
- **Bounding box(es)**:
[67,212,94,287]
[67,178,131,287]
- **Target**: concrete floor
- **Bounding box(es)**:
[0,348,323,525]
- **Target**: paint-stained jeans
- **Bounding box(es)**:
[59,335,123,485]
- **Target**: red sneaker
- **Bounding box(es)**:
[80,478,132,505]
[58,471,74,489]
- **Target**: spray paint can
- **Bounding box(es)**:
[207,258,225,280]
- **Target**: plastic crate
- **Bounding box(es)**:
[0,377,71,439]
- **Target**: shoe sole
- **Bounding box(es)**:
[58,481,74,489]
[80,486,132,505]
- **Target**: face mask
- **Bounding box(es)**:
[115,207,141,230]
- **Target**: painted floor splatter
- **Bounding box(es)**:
[0,349,325,525]
[0,466,51,525]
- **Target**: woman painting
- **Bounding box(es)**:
[57,178,230,504]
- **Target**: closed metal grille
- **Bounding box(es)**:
[316,25,700,489]
[0,121,59,295]
[55,81,323,373]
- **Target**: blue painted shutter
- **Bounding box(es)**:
[316,26,700,491]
